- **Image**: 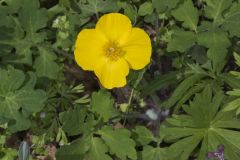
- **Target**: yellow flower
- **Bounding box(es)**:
[74,13,152,89]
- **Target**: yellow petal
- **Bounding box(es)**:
[96,13,132,44]
[74,29,107,71]
[123,28,152,70]
[94,58,129,89]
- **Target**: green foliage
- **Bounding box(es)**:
[138,2,153,16]
[0,67,47,132]
[98,126,137,160]
[152,0,179,13]
[79,0,120,17]
[167,29,196,52]
[59,107,95,136]
[224,52,240,114]
[0,148,17,160]
[164,87,240,159]
[91,90,119,122]
[1,0,240,160]
[222,2,240,37]
[141,146,168,160]
[0,0,60,78]
[57,126,138,160]
[172,0,198,31]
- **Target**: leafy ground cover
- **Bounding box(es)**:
[1,0,240,160]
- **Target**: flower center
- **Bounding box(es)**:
[104,41,125,61]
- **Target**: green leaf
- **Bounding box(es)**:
[171,0,198,31]
[141,71,178,96]
[56,136,91,160]
[167,29,196,52]
[227,89,240,96]
[87,137,112,160]
[164,74,204,108]
[19,0,47,43]
[138,2,153,16]
[128,68,146,88]
[33,47,60,79]
[0,67,47,133]
[173,83,204,113]
[123,4,138,22]
[197,26,230,70]
[197,27,230,49]
[0,0,23,14]
[80,0,120,17]
[15,90,46,113]
[220,73,240,89]
[0,0,48,65]
[223,99,240,113]
[167,133,203,160]
[222,2,240,37]
[141,146,168,160]
[204,0,233,25]
[164,87,240,160]
[152,0,179,12]
[0,148,17,160]
[98,126,137,160]
[234,52,240,66]
[133,126,155,146]
[91,90,119,122]
[215,128,240,155]
[59,107,96,136]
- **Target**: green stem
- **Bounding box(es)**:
[95,12,99,20]
[123,88,135,126]
[127,88,134,107]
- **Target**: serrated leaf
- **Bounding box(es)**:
[164,74,204,108]
[59,107,96,136]
[91,90,119,122]
[173,83,204,113]
[152,0,179,13]
[133,126,155,146]
[138,2,153,16]
[33,47,60,79]
[98,126,137,160]
[167,133,203,160]
[15,90,46,113]
[87,137,111,160]
[164,87,240,160]
[197,26,230,70]
[167,29,196,52]
[222,2,240,37]
[56,136,91,160]
[141,146,168,160]
[123,4,138,22]
[0,67,47,133]
[198,26,230,49]
[0,0,48,65]
[80,0,120,17]
[205,0,233,25]
[171,0,198,31]
[18,0,47,43]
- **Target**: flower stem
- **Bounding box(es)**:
[123,88,135,126]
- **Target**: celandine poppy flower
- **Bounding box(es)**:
[74,13,152,89]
